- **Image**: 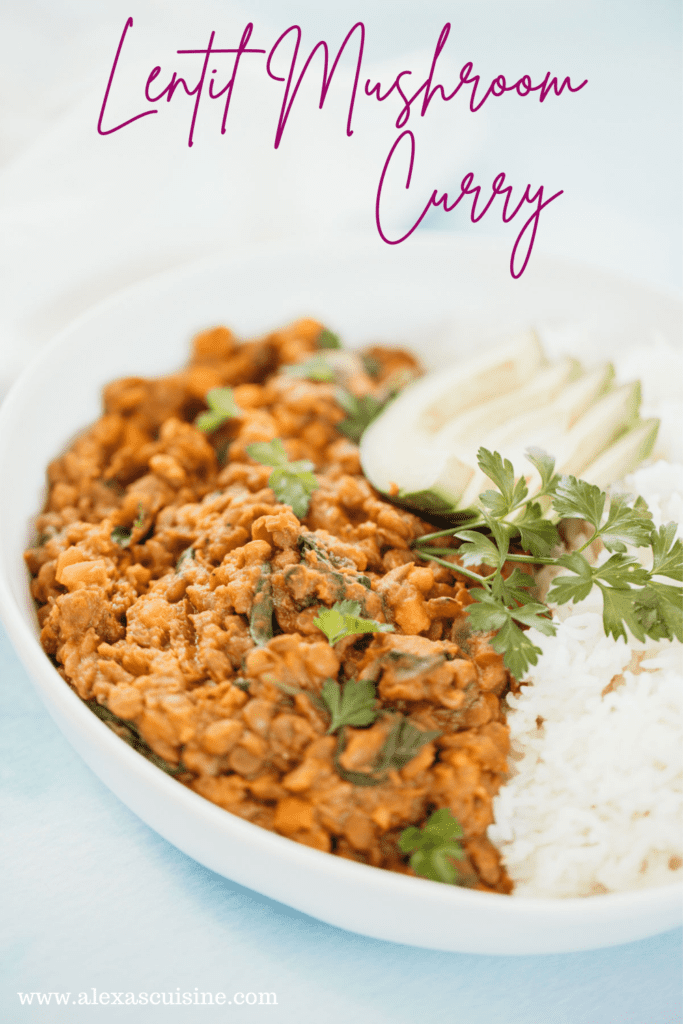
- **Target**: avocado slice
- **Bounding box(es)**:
[359,330,545,498]
[360,331,655,523]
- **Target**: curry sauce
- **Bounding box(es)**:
[25,319,513,893]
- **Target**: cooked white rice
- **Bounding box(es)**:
[488,459,683,897]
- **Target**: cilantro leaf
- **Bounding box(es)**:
[334,388,386,443]
[598,584,648,643]
[550,552,649,609]
[476,448,516,505]
[477,490,507,517]
[550,549,679,645]
[285,355,336,382]
[650,523,683,581]
[268,465,318,518]
[593,553,651,589]
[488,618,546,680]
[547,552,595,605]
[313,606,347,645]
[599,493,654,552]
[466,589,552,679]
[246,439,318,518]
[515,502,560,557]
[633,581,683,642]
[335,598,365,617]
[464,588,508,633]
[493,567,536,606]
[483,513,514,564]
[552,475,605,530]
[245,438,289,467]
[505,601,556,635]
[525,446,559,494]
[398,808,465,885]
[361,354,382,378]
[477,448,528,515]
[321,678,378,733]
[195,386,241,433]
[318,327,342,349]
[452,529,500,568]
[314,600,394,645]
[414,448,682,676]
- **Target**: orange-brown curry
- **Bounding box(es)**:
[25,319,513,892]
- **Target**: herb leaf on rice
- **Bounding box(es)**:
[413,448,683,678]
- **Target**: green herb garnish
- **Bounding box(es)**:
[334,372,416,443]
[398,809,465,884]
[412,447,683,678]
[318,327,342,350]
[361,354,382,379]
[195,386,241,433]
[321,678,378,733]
[334,714,439,786]
[373,716,440,774]
[285,355,336,382]
[245,438,318,518]
[313,599,394,645]
[334,388,386,444]
[275,681,328,713]
[111,502,145,547]
[249,563,274,646]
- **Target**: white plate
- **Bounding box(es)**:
[0,234,681,955]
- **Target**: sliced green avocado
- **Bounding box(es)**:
[580,417,659,489]
[360,332,656,522]
[359,330,545,498]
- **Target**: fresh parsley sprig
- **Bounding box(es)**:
[246,438,318,518]
[412,447,683,678]
[468,591,555,679]
[398,808,465,884]
[314,600,394,645]
[195,387,241,433]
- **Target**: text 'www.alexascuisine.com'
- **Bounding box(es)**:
[18,989,277,1006]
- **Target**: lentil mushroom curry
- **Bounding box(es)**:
[25,319,515,893]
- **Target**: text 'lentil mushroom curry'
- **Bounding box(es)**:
[25,319,515,893]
